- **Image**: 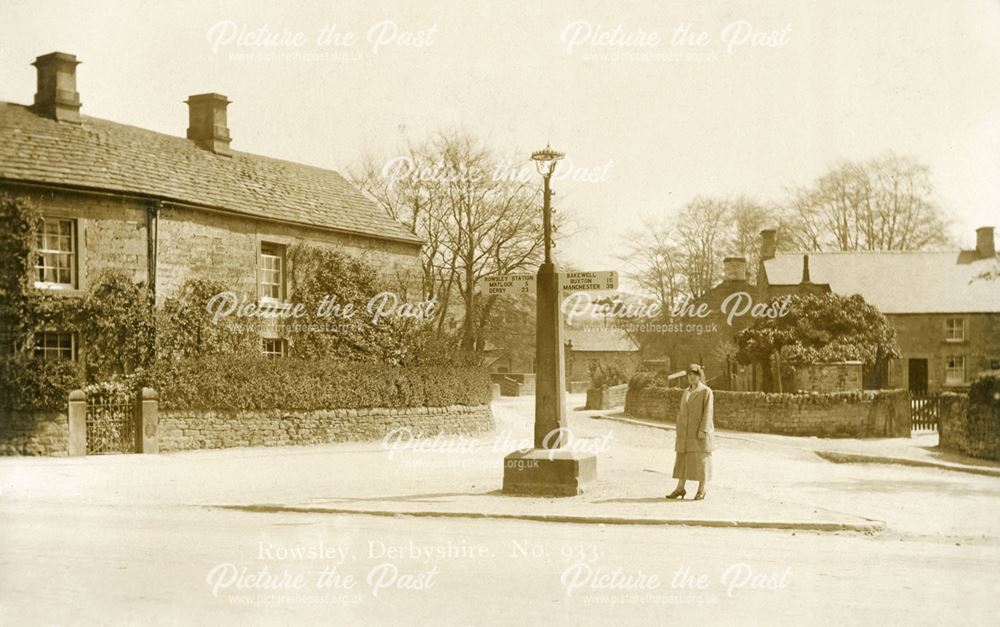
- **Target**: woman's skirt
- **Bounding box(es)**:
[673,451,712,482]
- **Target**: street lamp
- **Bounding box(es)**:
[531,146,564,265]
[501,145,597,497]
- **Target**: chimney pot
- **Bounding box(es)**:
[723,257,748,282]
[186,93,232,155]
[976,226,996,259]
[32,52,81,123]
[760,229,777,261]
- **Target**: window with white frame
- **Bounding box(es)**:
[262,338,286,358]
[945,355,965,385]
[944,318,965,342]
[34,332,76,360]
[35,218,76,288]
[260,242,286,302]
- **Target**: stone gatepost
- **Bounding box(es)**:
[67,389,87,456]
[136,387,159,454]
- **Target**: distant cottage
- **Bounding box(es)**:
[0,52,422,359]
[669,226,999,393]
[759,227,1000,393]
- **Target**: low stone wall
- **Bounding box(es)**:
[586,384,629,410]
[625,386,910,438]
[793,362,863,393]
[490,373,536,397]
[158,404,495,452]
[939,392,1000,461]
[0,410,68,456]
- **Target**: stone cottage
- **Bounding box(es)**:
[563,326,641,391]
[662,225,999,393]
[0,52,422,360]
[760,226,1000,393]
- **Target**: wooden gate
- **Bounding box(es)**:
[910,393,941,432]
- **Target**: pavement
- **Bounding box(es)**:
[2,394,997,539]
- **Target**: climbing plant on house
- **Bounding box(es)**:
[0,194,83,410]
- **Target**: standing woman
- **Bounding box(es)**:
[666,364,714,500]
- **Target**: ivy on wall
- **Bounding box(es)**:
[0,194,83,410]
[1,193,480,413]
[156,277,259,361]
[1,194,155,409]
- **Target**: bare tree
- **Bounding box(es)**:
[617,217,684,310]
[783,153,951,252]
[351,131,548,354]
[622,196,775,305]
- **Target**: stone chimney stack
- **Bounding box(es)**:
[32,52,82,124]
[760,229,777,261]
[976,226,996,259]
[186,93,232,155]
[801,254,811,283]
[723,257,748,282]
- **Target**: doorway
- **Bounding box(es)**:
[908,358,928,394]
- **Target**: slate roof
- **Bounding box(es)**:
[0,102,421,245]
[564,326,640,352]
[763,251,1000,314]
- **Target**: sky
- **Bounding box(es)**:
[2,0,998,273]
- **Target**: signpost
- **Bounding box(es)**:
[560,271,618,292]
[480,271,617,297]
[479,274,536,297]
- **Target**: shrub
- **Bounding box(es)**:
[628,372,652,393]
[156,278,259,360]
[80,272,156,381]
[143,356,491,411]
[589,360,630,388]
[0,354,84,412]
[969,376,1000,409]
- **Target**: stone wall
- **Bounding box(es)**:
[6,185,423,306]
[939,392,1000,461]
[158,404,495,452]
[625,385,910,438]
[0,411,68,456]
[490,373,536,397]
[586,384,629,410]
[792,362,863,393]
[155,205,422,305]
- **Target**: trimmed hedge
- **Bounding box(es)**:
[0,355,84,413]
[145,356,492,411]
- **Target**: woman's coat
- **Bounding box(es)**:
[675,381,715,453]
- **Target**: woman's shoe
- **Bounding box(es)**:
[693,491,706,501]
[665,489,686,499]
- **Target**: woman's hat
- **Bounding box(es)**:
[687,364,704,375]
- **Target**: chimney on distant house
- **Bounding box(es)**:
[723,257,748,282]
[801,254,811,283]
[977,226,996,259]
[760,229,777,261]
[186,93,232,155]
[32,52,82,123]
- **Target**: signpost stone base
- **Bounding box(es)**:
[502,448,597,497]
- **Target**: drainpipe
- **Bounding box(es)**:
[146,200,161,364]
[147,199,161,302]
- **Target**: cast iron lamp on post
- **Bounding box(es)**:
[532,146,564,265]
[501,146,597,497]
